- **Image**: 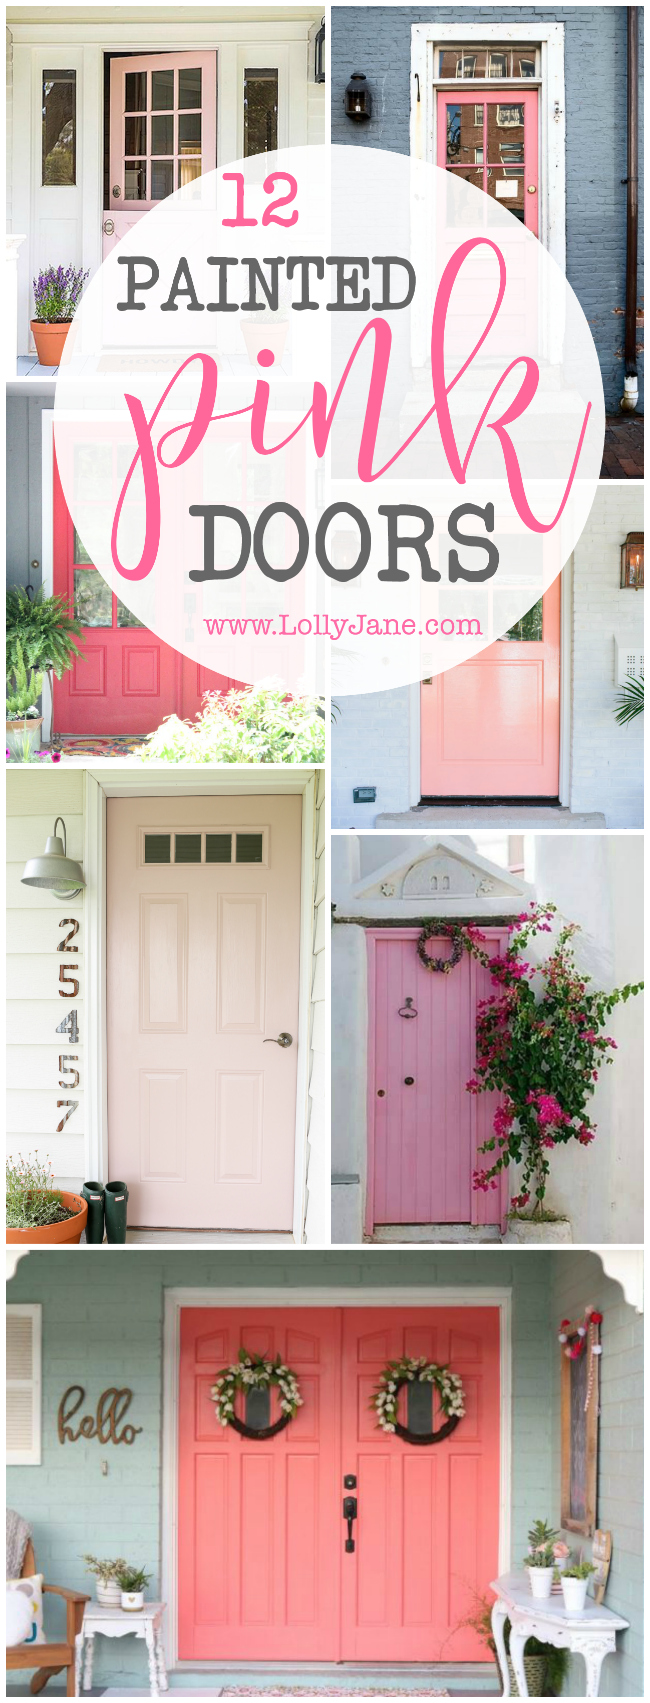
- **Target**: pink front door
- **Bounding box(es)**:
[178,1306,501,1663]
[367,930,509,1230]
[104,52,217,256]
[106,794,302,1230]
[437,88,538,233]
[421,579,561,797]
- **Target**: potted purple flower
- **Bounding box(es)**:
[31,263,89,367]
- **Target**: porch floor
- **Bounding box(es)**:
[8,1664,499,1697]
[123,1229,295,1245]
[376,804,606,828]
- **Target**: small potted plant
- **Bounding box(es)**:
[31,263,89,367]
[83,1555,128,1607]
[524,1546,556,1599]
[116,1565,151,1613]
[6,1154,88,1245]
[561,1560,596,1615]
[6,587,83,743]
[6,641,44,759]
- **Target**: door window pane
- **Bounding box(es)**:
[73,530,93,566]
[175,834,202,863]
[179,159,202,188]
[243,68,278,157]
[206,834,232,863]
[144,834,171,864]
[42,69,76,185]
[125,162,147,200]
[179,113,201,153]
[179,67,202,109]
[74,570,113,627]
[116,600,145,628]
[125,71,147,113]
[236,833,264,863]
[446,105,461,163]
[502,601,543,641]
[152,68,174,110]
[151,160,173,200]
[151,114,173,155]
[125,115,147,156]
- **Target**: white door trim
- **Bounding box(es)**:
[161,1284,513,1671]
[83,770,319,1243]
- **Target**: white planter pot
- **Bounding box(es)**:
[6,716,43,760]
[504,1216,572,1244]
[561,1576,590,1614]
[96,1578,122,1607]
[121,1590,145,1612]
[528,1566,554,1599]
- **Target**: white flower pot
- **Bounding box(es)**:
[528,1566,554,1598]
[561,1575,590,1614]
[121,1590,145,1612]
[96,1578,122,1607]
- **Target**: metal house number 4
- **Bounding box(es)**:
[55,919,79,1132]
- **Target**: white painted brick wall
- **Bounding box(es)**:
[570,486,644,827]
[332,686,412,827]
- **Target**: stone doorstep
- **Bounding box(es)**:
[369,1223,501,1244]
[376,807,606,828]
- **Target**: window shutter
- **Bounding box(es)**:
[6,1305,42,1465]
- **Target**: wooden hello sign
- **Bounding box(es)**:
[58,1386,142,1446]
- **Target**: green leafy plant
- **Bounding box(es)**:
[614,676,644,725]
[138,684,325,765]
[562,1560,596,1580]
[524,1546,555,1568]
[6,640,44,717]
[6,1154,75,1229]
[83,1555,128,1584]
[459,1594,570,1695]
[33,263,89,322]
[6,588,83,725]
[527,1519,560,1551]
[115,1565,151,1593]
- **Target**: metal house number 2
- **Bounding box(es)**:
[55,920,79,1132]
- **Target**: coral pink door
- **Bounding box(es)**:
[52,454,235,735]
[437,88,538,233]
[177,1306,501,1663]
[421,580,561,797]
[341,1308,501,1661]
[106,794,301,1229]
[104,53,216,257]
[367,930,509,1230]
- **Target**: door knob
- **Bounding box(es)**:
[404,1076,415,1085]
[263,1031,293,1047]
[377,1089,386,1097]
[103,219,115,235]
[527,185,537,193]
[343,1494,358,1553]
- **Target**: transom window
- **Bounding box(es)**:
[438,46,539,80]
[143,830,266,866]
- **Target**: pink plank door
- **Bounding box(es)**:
[104,53,217,256]
[421,580,561,797]
[367,930,509,1231]
[341,1308,501,1661]
[178,1308,342,1659]
[106,795,302,1229]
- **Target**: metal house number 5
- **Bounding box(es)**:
[56,920,80,1132]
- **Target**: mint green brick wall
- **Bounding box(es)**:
[550,1252,643,1697]
[6,1249,638,1689]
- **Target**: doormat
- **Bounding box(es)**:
[52,736,148,758]
[220,1690,450,1697]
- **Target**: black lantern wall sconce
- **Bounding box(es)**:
[620,532,644,589]
[314,18,325,84]
[345,72,372,121]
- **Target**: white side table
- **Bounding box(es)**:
[490,1573,629,1698]
[75,1600,168,1697]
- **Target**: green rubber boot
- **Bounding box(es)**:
[104,1181,129,1243]
[82,1181,105,1244]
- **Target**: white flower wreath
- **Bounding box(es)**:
[373,1354,465,1434]
[211,1349,303,1429]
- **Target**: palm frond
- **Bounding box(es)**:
[614,676,644,726]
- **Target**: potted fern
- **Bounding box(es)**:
[6,587,83,741]
[6,641,44,757]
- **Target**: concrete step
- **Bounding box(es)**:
[377,805,606,828]
[370,1223,501,1244]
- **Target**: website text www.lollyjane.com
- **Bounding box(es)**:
[201,614,483,639]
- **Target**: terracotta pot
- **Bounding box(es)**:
[30,319,71,368]
[6,716,43,759]
[241,319,289,367]
[6,1191,88,1245]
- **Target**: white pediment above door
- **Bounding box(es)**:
[335,835,534,919]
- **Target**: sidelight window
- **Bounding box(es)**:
[42,69,76,185]
[243,67,278,156]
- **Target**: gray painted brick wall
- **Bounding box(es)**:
[331,7,644,412]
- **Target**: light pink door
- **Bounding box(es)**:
[367,929,509,1231]
[341,1308,501,1661]
[106,795,301,1229]
[104,53,216,256]
[421,579,561,797]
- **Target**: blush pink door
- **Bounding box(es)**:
[178,1308,342,1660]
[367,930,509,1231]
[104,53,216,256]
[437,88,538,233]
[106,795,302,1230]
[177,1306,501,1664]
[421,579,561,797]
[341,1308,501,1661]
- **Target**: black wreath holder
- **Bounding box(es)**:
[211,1350,303,1440]
[417,924,465,975]
[373,1356,465,1446]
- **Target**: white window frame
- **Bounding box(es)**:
[410,21,566,273]
[6,1303,42,1466]
[161,1285,512,1672]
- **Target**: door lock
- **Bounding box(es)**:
[377,1088,386,1097]
[404,1076,415,1086]
[527,185,537,193]
[263,1032,293,1047]
[343,1494,358,1553]
[103,219,115,235]
[112,185,121,198]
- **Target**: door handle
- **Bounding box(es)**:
[263,1031,293,1047]
[404,1076,415,1085]
[343,1495,358,1553]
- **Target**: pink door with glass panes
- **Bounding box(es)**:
[106,794,301,1230]
[177,1306,501,1663]
[104,53,216,256]
[367,929,509,1231]
[437,88,538,232]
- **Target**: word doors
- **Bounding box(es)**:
[106,795,301,1229]
[177,1306,501,1662]
[367,930,509,1230]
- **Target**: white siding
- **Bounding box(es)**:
[570,485,644,827]
[304,769,328,1244]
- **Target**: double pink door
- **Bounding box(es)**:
[106,795,301,1230]
[367,930,509,1230]
[178,1306,501,1662]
